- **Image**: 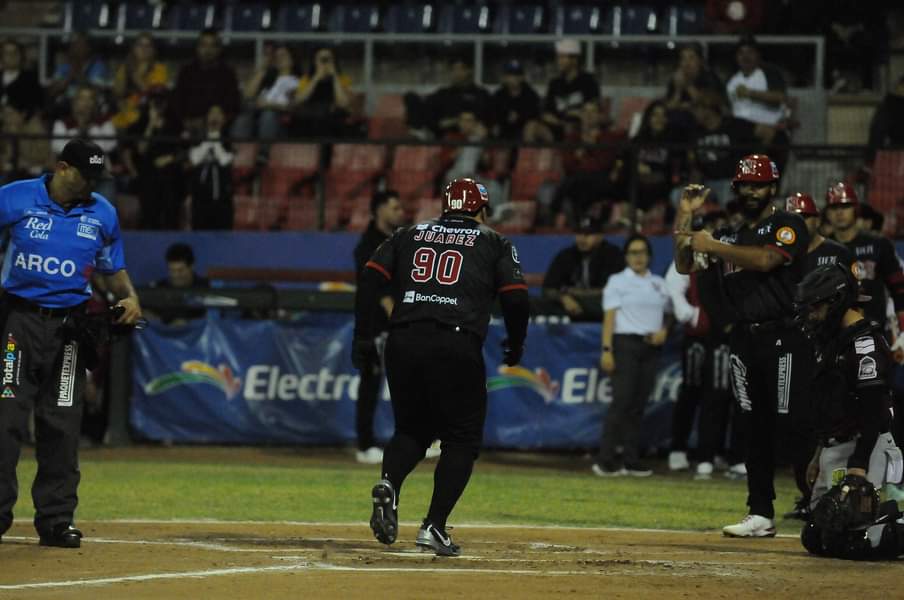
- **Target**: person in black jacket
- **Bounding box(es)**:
[541,215,624,321]
[352,190,405,464]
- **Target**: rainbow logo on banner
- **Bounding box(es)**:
[144,361,242,399]
[487,365,560,403]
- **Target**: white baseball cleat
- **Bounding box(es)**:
[356,447,384,464]
[668,451,690,471]
[722,515,776,538]
[425,440,442,459]
[694,461,713,480]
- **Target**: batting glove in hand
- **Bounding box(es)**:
[501,339,523,366]
[351,338,377,370]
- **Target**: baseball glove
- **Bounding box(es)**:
[812,474,880,534]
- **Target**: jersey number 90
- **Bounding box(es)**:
[411,247,463,285]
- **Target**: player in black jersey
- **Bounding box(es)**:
[353,177,530,557]
[675,154,810,538]
[780,193,856,520]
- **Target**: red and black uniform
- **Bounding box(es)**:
[355,204,529,530]
[836,232,904,331]
[715,208,810,519]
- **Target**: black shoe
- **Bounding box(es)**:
[39,524,82,548]
[370,479,398,545]
[783,497,811,521]
[416,521,460,557]
[623,460,653,477]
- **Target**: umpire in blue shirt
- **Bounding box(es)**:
[0,139,142,548]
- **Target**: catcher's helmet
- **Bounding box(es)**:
[442,178,490,215]
[794,263,868,341]
[825,181,859,206]
[785,192,818,217]
[732,154,779,188]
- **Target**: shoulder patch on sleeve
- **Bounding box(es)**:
[775,226,796,246]
[854,336,876,354]
[511,245,520,264]
[858,356,878,380]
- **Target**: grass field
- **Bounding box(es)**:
[12,445,805,534]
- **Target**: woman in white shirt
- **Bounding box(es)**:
[594,234,672,477]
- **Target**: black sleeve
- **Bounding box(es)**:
[353,267,388,341]
[542,250,570,291]
[522,85,542,120]
[499,288,530,348]
[581,73,600,101]
[866,102,889,163]
[877,236,904,313]
[764,212,809,264]
[543,79,559,114]
[353,238,370,277]
[848,334,894,470]
[595,245,625,288]
[762,64,787,92]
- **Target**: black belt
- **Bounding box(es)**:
[822,434,858,447]
[391,320,481,340]
[4,294,85,318]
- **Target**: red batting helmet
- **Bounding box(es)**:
[732,154,780,187]
[825,181,859,206]
[785,193,818,217]
[442,177,490,215]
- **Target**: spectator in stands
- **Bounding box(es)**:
[232,44,300,164]
[407,55,490,139]
[858,203,885,235]
[172,29,241,136]
[51,85,116,200]
[611,100,683,215]
[687,90,776,205]
[121,86,186,230]
[441,110,504,209]
[541,215,624,322]
[525,39,600,142]
[290,47,352,138]
[865,74,904,165]
[664,43,726,136]
[491,59,540,141]
[47,31,112,118]
[594,234,671,477]
[352,189,405,465]
[548,101,625,228]
[111,33,169,130]
[822,3,887,92]
[0,102,49,183]
[705,0,765,34]
[0,40,43,120]
[725,35,788,128]
[150,243,210,325]
[188,105,234,230]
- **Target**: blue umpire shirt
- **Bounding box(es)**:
[0,175,125,308]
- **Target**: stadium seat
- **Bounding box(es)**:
[510,148,563,202]
[868,151,904,236]
[167,3,220,31]
[228,3,270,32]
[346,196,374,232]
[233,194,286,231]
[667,4,706,35]
[369,94,409,140]
[328,5,379,33]
[325,144,388,223]
[384,4,434,33]
[70,1,113,30]
[494,200,537,234]
[437,4,490,34]
[413,198,442,223]
[613,5,660,35]
[262,144,321,199]
[386,145,445,211]
[120,2,165,30]
[276,3,323,32]
[614,96,652,135]
[285,197,340,231]
[553,4,603,35]
[231,143,258,193]
[493,5,545,34]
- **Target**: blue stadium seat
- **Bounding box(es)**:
[493,5,545,34]
[384,4,434,34]
[553,4,602,35]
[328,5,379,33]
[614,5,660,35]
[121,2,165,30]
[229,3,270,32]
[276,4,323,33]
[437,4,490,34]
[668,4,706,35]
[168,3,220,31]
[70,1,113,30]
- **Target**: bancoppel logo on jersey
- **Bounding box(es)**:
[13,252,78,277]
[403,291,458,305]
[24,216,52,240]
[77,223,98,240]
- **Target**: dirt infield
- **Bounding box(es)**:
[1,520,900,599]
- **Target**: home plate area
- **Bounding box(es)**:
[0,521,899,599]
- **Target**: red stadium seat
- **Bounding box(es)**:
[413,198,442,224]
[325,144,388,223]
[347,196,374,232]
[614,96,652,135]
[369,94,409,140]
[510,148,563,202]
[494,200,537,234]
[868,151,904,236]
[386,145,445,211]
[284,196,340,231]
[262,143,321,198]
[233,194,287,231]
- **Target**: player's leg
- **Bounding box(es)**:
[32,330,85,548]
[670,337,705,471]
[354,338,382,460]
[697,336,729,477]
[743,330,780,521]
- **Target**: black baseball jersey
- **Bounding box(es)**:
[365,214,526,339]
[812,319,893,467]
[834,231,904,329]
[806,237,855,274]
[714,209,809,324]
